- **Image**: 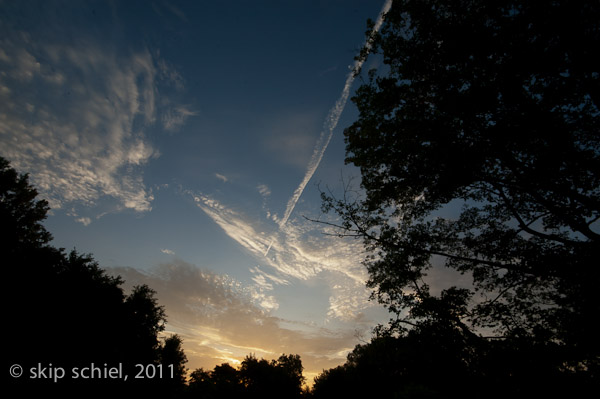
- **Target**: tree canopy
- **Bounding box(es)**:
[187,353,306,399]
[0,156,52,251]
[320,0,599,379]
[2,156,186,395]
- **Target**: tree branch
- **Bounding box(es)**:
[493,183,586,246]
[303,214,535,277]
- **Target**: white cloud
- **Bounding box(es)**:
[189,192,374,321]
[250,266,290,289]
[109,261,363,383]
[161,248,175,255]
[257,184,271,198]
[215,173,229,183]
[0,35,188,217]
[327,277,371,321]
[192,193,272,258]
[75,217,92,226]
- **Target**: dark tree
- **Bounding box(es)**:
[275,353,305,395]
[156,334,188,396]
[313,330,469,398]
[1,157,180,395]
[187,354,307,399]
[239,353,305,399]
[320,0,599,382]
[210,363,243,397]
[159,334,188,384]
[124,284,167,365]
[188,367,216,397]
[313,319,588,398]
[0,156,51,251]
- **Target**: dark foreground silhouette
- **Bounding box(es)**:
[2,156,186,396]
[4,147,597,398]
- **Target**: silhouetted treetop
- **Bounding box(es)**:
[320,0,599,365]
[187,354,307,399]
[0,156,52,251]
[2,156,186,396]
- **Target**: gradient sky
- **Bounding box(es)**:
[0,0,402,382]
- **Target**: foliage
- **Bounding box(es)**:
[187,353,306,398]
[312,320,593,398]
[2,156,184,395]
[159,334,188,385]
[124,284,167,365]
[320,0,600,373]
[0,156,51,250]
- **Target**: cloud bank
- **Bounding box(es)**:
[0,33,189,219]
[110,261,362,382]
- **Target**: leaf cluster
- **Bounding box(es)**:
[188,354,306,399]
[320,0,600,370]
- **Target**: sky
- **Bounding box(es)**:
[0,0,397,382]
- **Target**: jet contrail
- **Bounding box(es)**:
[265,0,392,256]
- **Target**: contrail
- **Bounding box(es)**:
[265,0,392,256]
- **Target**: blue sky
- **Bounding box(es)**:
[0,0,396,381]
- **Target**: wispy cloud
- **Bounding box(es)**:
[257,184,271,198]
[110,261,364,383]
[192,193,272,261]
[250,266,289,290]
[215,173,229,183]
[161,248,176,255]
[75,217,92,226]
[189,192,374,321]
[0,34,189,217]
[162,105,198,131]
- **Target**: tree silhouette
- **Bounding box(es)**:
[159,334,188,385]
[274,353,305,397]
[188,367,217,397]
[3,156,312,396]
[211,363,243,397]
[1,156,52,252]
[2,157,185,395]
[319,0,599,380]
[246,353,305,398]
[154,334,188,396]
[187,354,307,398]
[123,284,167,366]
[313,318,594,398]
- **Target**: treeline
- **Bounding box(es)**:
[2,156,311,397]
[187,354,306,398]
[2,157,186,396]
[311,325,596,398]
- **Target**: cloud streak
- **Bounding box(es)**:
[276,0,393,233]
[190,192,374,320]
[162,105,198,131]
